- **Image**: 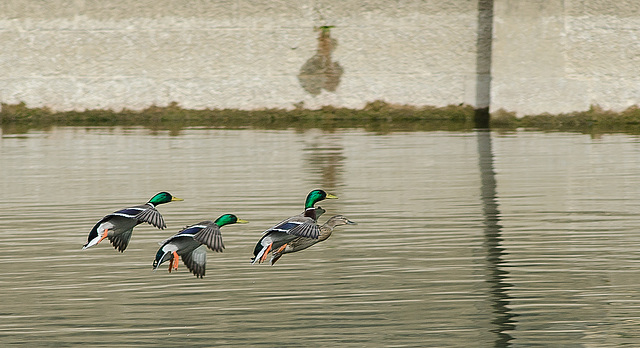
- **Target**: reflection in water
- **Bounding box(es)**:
[303,131,345,192]
[4,128,640,346]
[476,130,516,346]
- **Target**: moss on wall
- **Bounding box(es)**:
[0,101,477,133]
[3,101,640,135]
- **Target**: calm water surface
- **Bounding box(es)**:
[1,127,640,347]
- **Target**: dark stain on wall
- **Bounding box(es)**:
[298,26,343,96]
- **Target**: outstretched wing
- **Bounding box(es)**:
[108,228,133,252]
[287,220,320,239]
[267,216,320,239]
[157,224,203,246]
[192,222,224,252]
[133,204,166,229]
[111,207,146,219]
[182,245,207,278]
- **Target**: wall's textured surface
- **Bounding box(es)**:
[0,0,479,111]
[491,0,640,115]
[0,1,638,116]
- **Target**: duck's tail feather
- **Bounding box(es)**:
[270,252,283,265]
[252,243,272,265]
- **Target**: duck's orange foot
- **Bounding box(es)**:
[275,244,287,253]
[168,251,179,273]
[259,243,273,263]
[97,229,110,245]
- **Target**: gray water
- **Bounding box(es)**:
[1,126,640,347]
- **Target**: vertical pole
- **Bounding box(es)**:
[475,0,494,128]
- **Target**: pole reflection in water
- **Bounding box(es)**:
[476,129,516,346]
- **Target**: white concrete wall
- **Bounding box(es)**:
[0,0,479,111]
[1,1,639,116]
[491,0,640,115]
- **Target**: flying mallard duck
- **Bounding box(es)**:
[251,206,326,264]
[270,215,356,265]
[153,214,248,278]
[251,189,337,264]
[82,192,183,252]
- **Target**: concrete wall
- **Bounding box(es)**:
[0,0,480,111]
[491,0,640,115]
[0,0,638,116]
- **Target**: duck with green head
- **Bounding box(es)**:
[251,189,337,264]
[82,192,183,252]
[153,214,248,278]
[270,215,356,265]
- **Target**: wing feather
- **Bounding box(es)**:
[264,215,320,239]
[193,223,224,252]
[112,207,146,219]
[134,206,166,229]
[158,224,203,245]
[271,216,320,239]
[108,228,133,252]
[182,245,207,278]
[287,222,320,239]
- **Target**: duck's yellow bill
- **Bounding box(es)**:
[236,219,249,224]
[326,193,338,199]
[171,197,184,201]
